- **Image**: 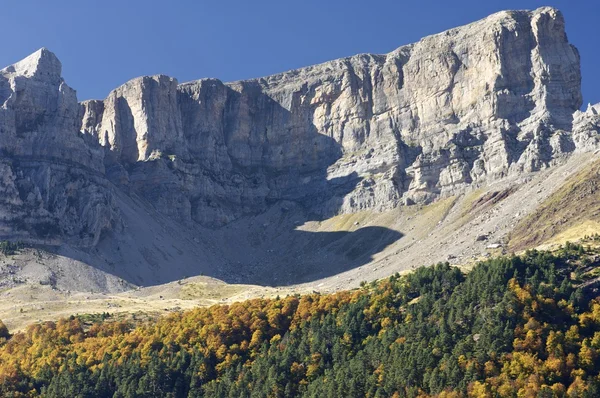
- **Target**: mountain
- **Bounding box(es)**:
[0,7,599,297]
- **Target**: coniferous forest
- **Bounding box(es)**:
[2,243,600,397]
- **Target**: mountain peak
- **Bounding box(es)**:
[1,47,62,81]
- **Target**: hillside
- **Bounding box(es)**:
[1,243,600,396]
[1,150,599,331]
[510,156,600,251]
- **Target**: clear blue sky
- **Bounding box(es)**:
[1,0,598,106]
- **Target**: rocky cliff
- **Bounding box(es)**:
[1,7,599,290]
[79,7,588,229]
[0,49,118,247]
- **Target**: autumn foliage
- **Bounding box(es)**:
[1,243,600,397]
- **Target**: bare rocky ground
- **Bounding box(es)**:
[2,152,598,331]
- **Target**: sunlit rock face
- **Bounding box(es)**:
[572,103,600,151]
[80,7,584,227]
[0,7,594,242]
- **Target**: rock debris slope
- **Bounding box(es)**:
[1,7,599,291]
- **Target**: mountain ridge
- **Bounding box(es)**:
[0,6,599,295]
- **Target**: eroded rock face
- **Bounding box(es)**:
[0,7,595,239]
[0,49,120,245]
[81,7,584,227]
[572,103,600,151]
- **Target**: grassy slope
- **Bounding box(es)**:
[509,159,600,251]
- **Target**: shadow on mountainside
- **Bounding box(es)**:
[205,199,403,286]
[9,79,404,290]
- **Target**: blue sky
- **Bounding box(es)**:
[1,0,598,105]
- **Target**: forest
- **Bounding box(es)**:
[1,241,600,397]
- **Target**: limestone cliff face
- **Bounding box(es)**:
[1,7,596,239]
[0,49,119,245]
[77,7,585,228]
[572,104,600,150]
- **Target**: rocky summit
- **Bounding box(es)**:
[0,7,599,293]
